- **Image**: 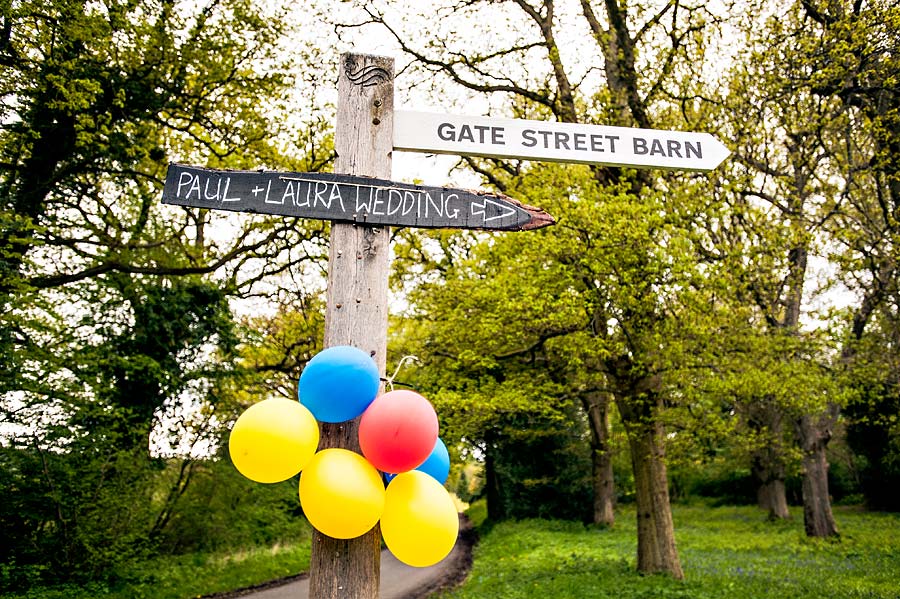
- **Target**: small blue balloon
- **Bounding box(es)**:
[298,346,380,423]
[417,438,451,484]
[385,438,451,485]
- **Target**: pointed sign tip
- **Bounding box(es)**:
[522,210,556,230]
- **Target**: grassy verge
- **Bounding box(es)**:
[8,504,898,599]
[2,540,311,599]
[439,504,900,599]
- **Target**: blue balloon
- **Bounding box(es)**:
[417,438,451,484]
[298,346,380,423]
[385,438,451,485]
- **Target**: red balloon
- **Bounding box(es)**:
[359,390,439,474]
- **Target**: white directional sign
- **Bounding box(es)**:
[394,110,730,172]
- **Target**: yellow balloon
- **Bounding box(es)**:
[381,470,459,567]
[228,398,319,483]
[299,448,385,539]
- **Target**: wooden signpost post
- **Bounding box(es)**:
[162,51,728,599]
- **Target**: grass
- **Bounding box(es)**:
[7,504,899,599]
[2,540,312,599]
[438,504,900,599]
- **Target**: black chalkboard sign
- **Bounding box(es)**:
[163,164,554,231]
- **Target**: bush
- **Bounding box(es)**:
[483,415,593,522]
[0,442,160,589]
[845,385,900,511]
[0,440,307,593]
[152,456,303,555]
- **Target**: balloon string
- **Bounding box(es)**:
[384,355,420,392]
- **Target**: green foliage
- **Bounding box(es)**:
[465,499,489,530]
[0,442,159,588]
[0,0,332,590]
[842,313,900,510]
[669,465,758,507]
[484,411,593,522]
[81,277,237,448]
[151,457,305,555]
[0,446,309,593]
[232,294,327,403]
[438,506,900,599]
[0,274,244,587]
[0,535,311,599]
[395,156,736,522]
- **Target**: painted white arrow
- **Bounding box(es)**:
[471,197,518,222]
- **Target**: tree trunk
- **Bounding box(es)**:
[581,392,615,526]
[623,407,683,579]
[614,380,683,579]
[795,410,839,538]
[746,399,790,519]
[484,437,505,521]
[756,477,790,520]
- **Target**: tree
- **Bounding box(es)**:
[700,0,900,535]
[802,0,900,516]
[390,175,604,523]
[775,0,896,534]
[393,150,739,578]
[0,0,334,584]
[718,24,846,524]
[0,0,332,408]
[344,0,740,577]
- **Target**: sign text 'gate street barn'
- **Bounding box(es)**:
[394,111,731,172]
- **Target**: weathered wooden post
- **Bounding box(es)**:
[308,52,393,599]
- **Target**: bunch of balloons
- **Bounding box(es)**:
[227,346,457,568]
